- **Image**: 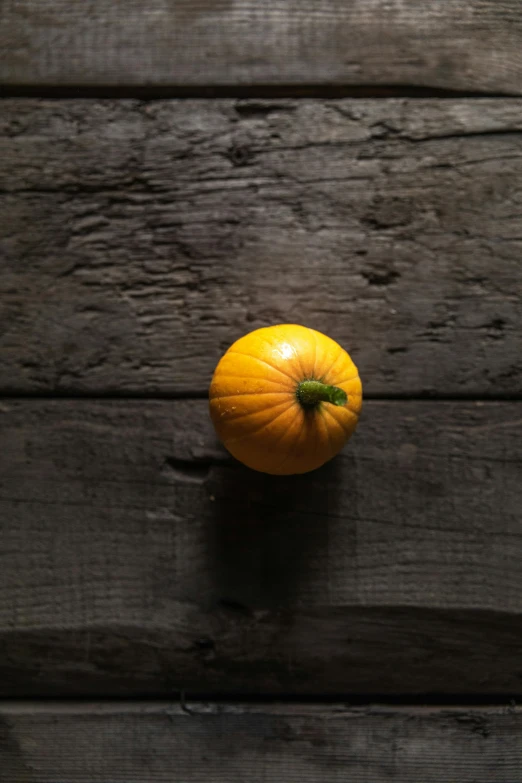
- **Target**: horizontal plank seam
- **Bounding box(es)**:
[0,695,519,708]
[1,392,521,402]
[1,85,520,100]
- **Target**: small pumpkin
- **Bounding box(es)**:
[209,324,362,475]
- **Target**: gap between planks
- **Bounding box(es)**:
[1,695,519,708]
[1,392,522,402]
[0,700,520,713]
[1,86,518,100]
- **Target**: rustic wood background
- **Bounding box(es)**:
[1,1,522,780]
[2,703,522,782]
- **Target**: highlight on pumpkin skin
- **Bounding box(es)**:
[209,324,362,475]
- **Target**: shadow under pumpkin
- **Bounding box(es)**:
[206,454,356,609]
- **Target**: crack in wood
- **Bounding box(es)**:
[162,456,212,483]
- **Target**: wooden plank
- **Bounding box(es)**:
[1,703,522,782]
[2,1,522,93]
[0,399,521,696]
[1,99,522,396]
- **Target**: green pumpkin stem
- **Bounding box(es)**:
[297,380,348,408]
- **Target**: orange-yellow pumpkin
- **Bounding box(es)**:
[209,324,362,475]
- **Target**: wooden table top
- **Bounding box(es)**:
[1,2,522,780]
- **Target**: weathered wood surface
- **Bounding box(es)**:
[1,399,521,696]
[1,99,522,396]
[2,1,522,93]
[1,703,522,782]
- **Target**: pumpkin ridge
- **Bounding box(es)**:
[292,335,310,381]
[307,326,319,381]
[263,405,304,461]
[224,399,295,444]
[318,407,335,458]
[220,398,294,425]
[256,331,304,369]
[251,331,311,380]
[210,374,290,391]
[227,350,298,384]
[337,406,359,432]
[323,347,348,382]
[273,409,307,473]
[334,372,361,386]
[211,390,291,401]
[314,407,332,457]
[322,404,352,440]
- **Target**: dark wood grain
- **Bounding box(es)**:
[1,399,521,696]
[1,99,522,396]
[1,702,522,782]
[2,1,522,93]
